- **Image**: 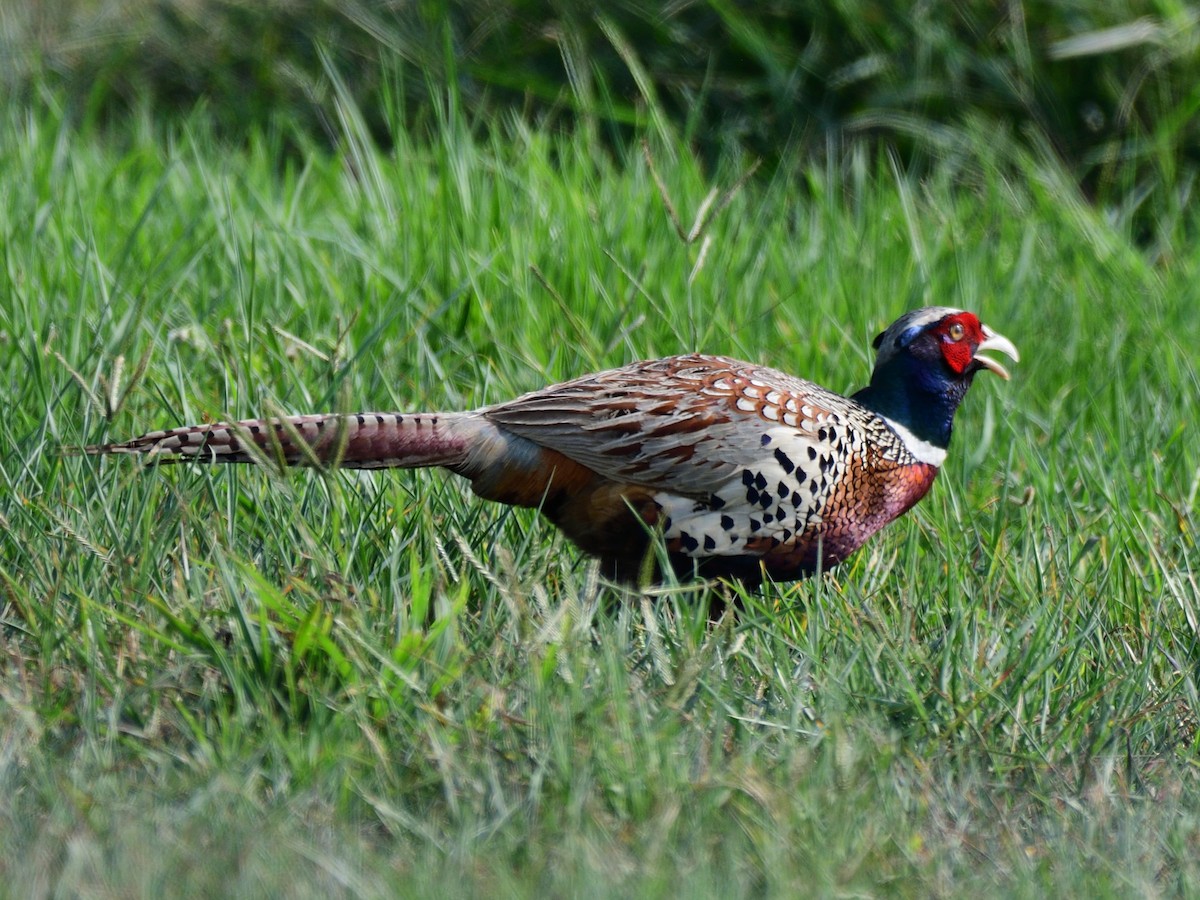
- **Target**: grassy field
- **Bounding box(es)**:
[2,91,1200,896]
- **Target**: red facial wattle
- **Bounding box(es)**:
[935,313,984,375]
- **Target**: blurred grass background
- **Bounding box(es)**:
[4,1,1197,240]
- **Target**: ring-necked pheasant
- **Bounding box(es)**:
[86,307,1017,584]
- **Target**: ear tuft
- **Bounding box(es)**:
[896,325,923,349]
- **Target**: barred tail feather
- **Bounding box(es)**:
[85,412,475,471]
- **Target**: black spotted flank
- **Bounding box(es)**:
[679,532,700,552]
[807,446,817,460]
[746,487,760,505]
[703,534,716,551]
[753,472,767,490]
[749,518,761,532]
[773,447,795,473]
[720,515,735,531]
[760,433,772,446]
[742,470,754,486]
[709,494,726,510]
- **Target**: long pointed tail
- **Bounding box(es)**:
[85,412,476,470]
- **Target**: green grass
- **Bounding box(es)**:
[2,92,1200,896]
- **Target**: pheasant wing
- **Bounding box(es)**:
[483,354,863,497]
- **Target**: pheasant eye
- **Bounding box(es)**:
[947,322,966,341]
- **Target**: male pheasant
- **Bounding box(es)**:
[87,307,1017,584]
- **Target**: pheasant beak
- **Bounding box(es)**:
[973,326,1020,380]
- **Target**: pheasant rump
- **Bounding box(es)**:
[87,307,1018,584]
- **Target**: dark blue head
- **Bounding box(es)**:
[851,307,1018,451]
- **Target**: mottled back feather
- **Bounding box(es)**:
[483,355,903,497]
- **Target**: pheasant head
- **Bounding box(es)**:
[851,307,1019,458]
